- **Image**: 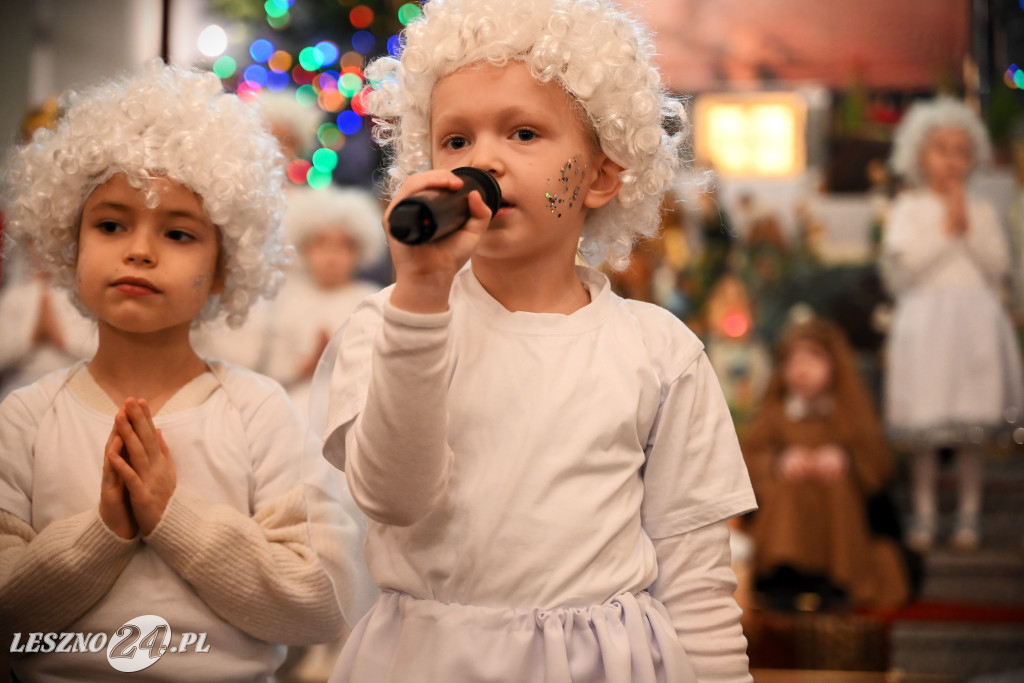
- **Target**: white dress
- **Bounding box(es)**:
[882,189,1024,445]
[323,265,757,682]
[0,279,97,400]
[265,277,380,418]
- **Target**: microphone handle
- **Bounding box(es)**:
[389,167,502,245]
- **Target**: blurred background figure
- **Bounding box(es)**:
[704,272,772,432]
[881,97,1024,554]
[0,96,97,399]
[189,87,323,373]
[741,316,910,611]
[265,185,384,419]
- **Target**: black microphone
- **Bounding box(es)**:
[388,167,502,245]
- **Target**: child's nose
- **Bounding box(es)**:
[468,138,504,176]
[125,232,156,265]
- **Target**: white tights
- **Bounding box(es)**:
[910,445,983,523]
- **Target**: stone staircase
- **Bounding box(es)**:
[886,452,1024,680]
[746,448,1024,681]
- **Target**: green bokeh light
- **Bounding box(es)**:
[212,55,237,79]
[398,3,423,26]
[312,147,339,172]
[307,167,333,189]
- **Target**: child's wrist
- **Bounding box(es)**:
[390,276,453,314]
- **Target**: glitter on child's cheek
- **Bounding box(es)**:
[193,274,209,290]
[544,156,588,219]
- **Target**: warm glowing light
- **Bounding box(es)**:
[287,159,312,184]
[269,50,293,72]
[350,5,374,29]
[198,25,228,57]
[721,312,750,339]
[340,51,364,70]
[694,93,806,177]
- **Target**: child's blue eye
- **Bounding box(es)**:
[513,129,537,142]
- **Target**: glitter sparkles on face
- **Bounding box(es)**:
[545,156,587,219]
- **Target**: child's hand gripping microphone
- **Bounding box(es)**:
[388,167,502,245]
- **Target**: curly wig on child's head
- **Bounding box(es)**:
[365,0,689,270]
[2,60,290,328]
[283,185,386,269]
[889,96,992,186]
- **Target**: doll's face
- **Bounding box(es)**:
[783,339,832,401]
[302,229,359,290]
[919,126,972,192]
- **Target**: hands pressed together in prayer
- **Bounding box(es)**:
[776,444,849,485]
[99,398,177,540]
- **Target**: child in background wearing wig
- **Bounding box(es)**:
[266,186,385,420]
[882,97,1024,553]
[322,1,757,681]
[0,62,366,681]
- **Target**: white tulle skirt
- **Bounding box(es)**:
[885,287,1024,445]
[328,590,697,683]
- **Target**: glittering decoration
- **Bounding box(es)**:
[544,156,587,218]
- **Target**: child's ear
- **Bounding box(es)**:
[583,153,625,210]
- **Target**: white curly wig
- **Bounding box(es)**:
[365,0,689,270]
[284,185,386,268]
[254,89,324,156]
[1,60,289,328]
[889,95,992,186]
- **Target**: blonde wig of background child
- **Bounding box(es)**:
[366,0,689,270]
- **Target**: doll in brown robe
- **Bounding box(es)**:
[742,317,910,608]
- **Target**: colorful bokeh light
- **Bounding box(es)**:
[265,0,289,18]
[350,6,375,29]
[398,3,422,25]
[287,159,313,184]
[243,64,269,88]
[318,123,345,150]
[269,50,293,72]
[307,167,333,189]
[212,55,237,79]
[337,110,363,135]
[250,39,275,63]
[387,35,405,58]
[296,84,319,107]
[338,72,363,97]
[316,41,341,66]
[312,147,339,172]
